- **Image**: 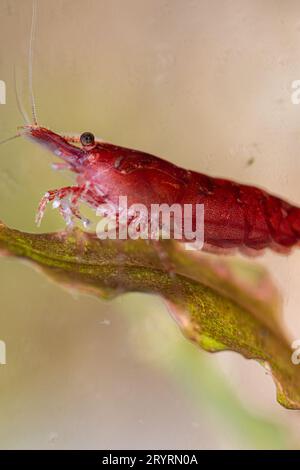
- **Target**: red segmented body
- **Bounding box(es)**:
[24,125,300,255]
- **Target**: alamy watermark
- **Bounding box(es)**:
[0,340,6,365]
[95,196,204,250]
[0,80,6,104]
[291,339,300,365]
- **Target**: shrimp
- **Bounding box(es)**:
[3,1,300,256]
[18,125,300,256]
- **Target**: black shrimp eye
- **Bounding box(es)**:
[80,132,95,147]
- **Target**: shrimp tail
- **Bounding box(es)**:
[264,195,300,251]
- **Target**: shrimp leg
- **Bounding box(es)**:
[36,185,89,227]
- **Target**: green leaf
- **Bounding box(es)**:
[0,221,299,409]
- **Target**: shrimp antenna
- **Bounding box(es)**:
[0,4,36,147]
[28,0,38,125]
[0,134,22,146]
[13,66,30,124]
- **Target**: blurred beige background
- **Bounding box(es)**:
[0,0,300,449]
